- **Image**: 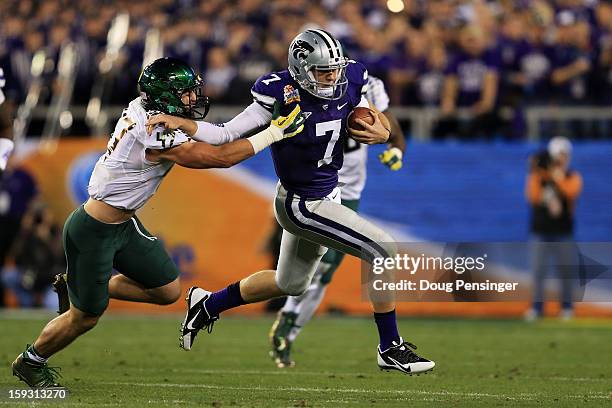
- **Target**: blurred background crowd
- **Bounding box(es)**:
[1,0,612,139]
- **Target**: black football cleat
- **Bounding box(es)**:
[377,338,435,375]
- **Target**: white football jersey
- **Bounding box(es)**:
[88,97,191,210]
[339,75,390,201]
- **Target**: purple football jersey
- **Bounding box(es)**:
[251,61,368,199]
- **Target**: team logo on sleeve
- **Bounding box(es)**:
[283,85,301,104]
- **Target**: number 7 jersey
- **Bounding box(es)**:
[251,60,369,199]
[88,97,191,210]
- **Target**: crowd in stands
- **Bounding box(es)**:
[1,0,611,138]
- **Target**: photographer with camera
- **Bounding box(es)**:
[525,136,582,320]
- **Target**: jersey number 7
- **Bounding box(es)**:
[316,119,342,167]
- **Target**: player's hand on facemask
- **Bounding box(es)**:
[379,147,403,171]
[270,102,305,139]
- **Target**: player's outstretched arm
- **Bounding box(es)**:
[147,104,304,169]
[147,139,259,169]
[146,102,272,146]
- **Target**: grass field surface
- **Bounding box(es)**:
[1,312,610,407]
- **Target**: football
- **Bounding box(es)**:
[347,107,375,132]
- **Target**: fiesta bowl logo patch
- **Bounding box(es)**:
[283,85,300,104]
[67,151,103,205]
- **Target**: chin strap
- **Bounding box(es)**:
[0,138,15,171]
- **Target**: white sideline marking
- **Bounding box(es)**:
[100,381,609,401]
[143,367,611,384]
[522,375,610,383]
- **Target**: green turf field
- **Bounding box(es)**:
[0,312,610,407]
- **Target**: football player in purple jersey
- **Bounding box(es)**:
[148,29,435,375]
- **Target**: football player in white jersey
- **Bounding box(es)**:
[268,75,405,368]
[11,57,305,388]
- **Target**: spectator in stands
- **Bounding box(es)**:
[525,136,582,320]
[550,10,593,104]
[388,30,427,105]
[2,204,64,309]
[416,42,447,107]
[0,157,38,307]
[204,47,237,103]
[435,24,501,139]
[513,4,555,103]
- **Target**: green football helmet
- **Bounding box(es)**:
[138,57,210,119]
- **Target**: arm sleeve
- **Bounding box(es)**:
[192,102,273,145]
[525,172,543,205]
[555,172,583,200]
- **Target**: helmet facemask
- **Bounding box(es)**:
[176,75,210,120]
[303,60,348,100]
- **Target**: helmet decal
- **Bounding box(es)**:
[291,40,315,60]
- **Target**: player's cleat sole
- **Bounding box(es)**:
[52,273,70,315]
[12,352,62,388]
[179,286,218,351]
[377,338,435,375]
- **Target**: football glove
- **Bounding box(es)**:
[379,147,403,171]
[271,102,305,138]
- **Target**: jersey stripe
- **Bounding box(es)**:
[251,90,275,107]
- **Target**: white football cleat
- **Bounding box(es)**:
[179,287,218,351]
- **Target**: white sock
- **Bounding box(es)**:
[281,295,300,314]
[294,281,327,328]
[26,347,48,364]
[287,325,302,342]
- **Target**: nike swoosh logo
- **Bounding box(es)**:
[387,356,411,372]
[337,102,348,110]
[186,309,201,330]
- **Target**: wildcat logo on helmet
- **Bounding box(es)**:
[283,85,300,104]
[291,39,315,60]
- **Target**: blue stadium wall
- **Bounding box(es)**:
[239,141,612,242]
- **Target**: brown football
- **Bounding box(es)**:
[347,107,375,132]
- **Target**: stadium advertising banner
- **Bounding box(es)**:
[18,139,611,317]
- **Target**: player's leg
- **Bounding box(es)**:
[12,206,115,387]
[527,236,548,320]
[180,229,325,351]
[556,237,576,320]
[275,185,434,374]
[263,230,327,366]
[110,216,181,305]
[108,274,180,305]
[277,199,359,347]
[270,200,356,367]
[12,304,100,388]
